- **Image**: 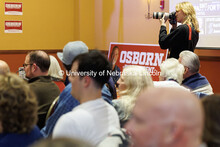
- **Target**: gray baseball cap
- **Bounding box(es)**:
[57,41,89,65]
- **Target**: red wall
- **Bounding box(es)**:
[195,49,220,94]
[0,50,65,79]
[199,59,220,94]
[0,49,220,93]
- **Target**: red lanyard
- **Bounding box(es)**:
[187,24,192,40]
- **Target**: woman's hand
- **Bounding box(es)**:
[160,15,167,27]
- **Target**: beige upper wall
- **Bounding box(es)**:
[95,0,169,50]
[77,0,95,49]
[0,0,75,50]
[0,0,169,50]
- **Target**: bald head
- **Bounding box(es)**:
[140,87,203,125]
[126,87,203,147]
[0,60,10,75]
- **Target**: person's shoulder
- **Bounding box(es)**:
[29,76,55,86]
[177,24,189,31]
[154,81,190,91]
[98,129,130,147]
[56,88,79,113]
[112,99,123,109]
[112,99,121,104]
[65,83,72,89]
[52,110,84,138]
[91,99,118,114]
[29,126,43,139]
[105,100,120,119]
[71,105,93,118]
[60,83,71,96]
[55,110,81,126]
[177,24,188,28]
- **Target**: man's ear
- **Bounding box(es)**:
[184,66,189,75]
[32,63,38,72]
[83,76,91,88]
[164,122,183,144]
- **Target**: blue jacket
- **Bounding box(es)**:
[182,73,210,90]
[0,126,42,147]
[182,73,213,98]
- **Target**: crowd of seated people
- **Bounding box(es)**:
[0,41,218,147]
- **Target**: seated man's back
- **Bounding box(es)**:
[182,73,213,95]
[53,98,119,145]
[29,76,60,128]
[24,51,60,129]
[179,51,213,95]
[41,83,112,137]
[52,51,120,145]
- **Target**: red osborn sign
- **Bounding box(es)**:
[108,42,168,81]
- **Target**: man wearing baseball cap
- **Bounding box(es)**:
[41,41,113,137]
[57,41,89,85]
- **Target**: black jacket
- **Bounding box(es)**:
[159,24,199,59]
[28,76,60,129]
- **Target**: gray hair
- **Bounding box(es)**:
[179,51,200,74]
[160,58,184,84]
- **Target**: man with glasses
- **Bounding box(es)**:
[23,50,60,129]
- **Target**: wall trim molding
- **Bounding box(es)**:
[0,49,219,61]
[0,49,62,54]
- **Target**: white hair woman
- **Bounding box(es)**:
[154,58,189,91]
[113,65,153,127]
[48,55,65,92]
[160,58,184,84]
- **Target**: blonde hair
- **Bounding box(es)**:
[160,58,184,84]
[48,55,63,79]
[119,65,153,120]
[176,1,200,32]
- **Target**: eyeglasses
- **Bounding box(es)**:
[23,63,33,67]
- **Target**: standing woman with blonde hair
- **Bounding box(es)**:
[159,1,199,59]
[113,65,153,127]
